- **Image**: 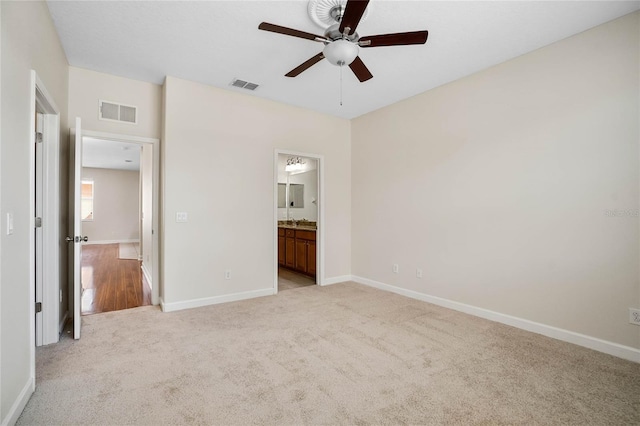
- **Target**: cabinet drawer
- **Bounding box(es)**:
[278,228,285,236]
[295,230,316,241]
[285,229,295,238]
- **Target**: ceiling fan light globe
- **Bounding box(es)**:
[323,40,359,66]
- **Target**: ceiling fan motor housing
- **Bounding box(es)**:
[324,23,359,42]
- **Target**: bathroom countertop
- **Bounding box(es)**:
[278,224,317,231]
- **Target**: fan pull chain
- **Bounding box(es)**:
[339,65,343,107]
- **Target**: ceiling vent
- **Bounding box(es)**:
[230,79,259,91]
[99,100,138,124]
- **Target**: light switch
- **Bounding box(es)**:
[6,213,14,235]
[176,212,188,223]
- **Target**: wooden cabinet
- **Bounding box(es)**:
[307,240,316,276]
[285,229,295,268]
[294,230,316,276]
[278,227,316,279]
[278,229,285,266]
[295,238,308,272]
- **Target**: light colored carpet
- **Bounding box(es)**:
[118,242,140,260]
[19,282,640,425]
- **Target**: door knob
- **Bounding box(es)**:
[65,236,88,243]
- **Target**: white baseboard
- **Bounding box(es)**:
[1,377,34,426]
[141,263,152,289]
[322,275,352,286]
[160,288,276,313]
[85,239,139,245]
[58,310,69,335]
[352,275,640,363]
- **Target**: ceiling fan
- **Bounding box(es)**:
[258,0,429,82]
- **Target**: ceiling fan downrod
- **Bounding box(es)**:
[340,64,343,106]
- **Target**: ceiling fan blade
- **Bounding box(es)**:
[285,53,325,77]
[259,22,327,42]
[349,56,373,82]
[339,0,369,36]
[359,30,429,47]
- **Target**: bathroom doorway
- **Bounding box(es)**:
[274,151,323,292]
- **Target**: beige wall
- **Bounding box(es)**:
[162,76,351,305]
[0,1,69,422]
[68,66,162,138]
[352,13,640,349]
[81,167,140,243]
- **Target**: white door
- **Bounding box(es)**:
[70,117,84,339]
[35,113,44,345]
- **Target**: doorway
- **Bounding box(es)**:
[30,71,61,351]
[67,124,160,339]
[274,151,324,292]
[79,138,150,315]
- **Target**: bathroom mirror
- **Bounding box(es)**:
[278,183,304,208]
[278,183,286,208]
[289,184,304,208]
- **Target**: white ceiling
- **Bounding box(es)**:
[83,137,141,171]
[47,1,639,119]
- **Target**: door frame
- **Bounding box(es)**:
[29,71,61,353]
[273,150,325,292]
[78,130,161,306]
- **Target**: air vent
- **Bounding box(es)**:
[99,100,138,124]
[230,79,260,91]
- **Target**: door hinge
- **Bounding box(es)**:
[35,217,42,228]
[35,302,42,313]
[35,132,43,143]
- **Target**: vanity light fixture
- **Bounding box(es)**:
[285,156,306,172]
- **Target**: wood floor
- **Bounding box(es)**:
[81,244,151,315]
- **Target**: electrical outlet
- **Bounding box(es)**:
[416,268,423,278]
[392,264,399,274]
[175,212,188,223]
[225,270,231,280]
[630,308,640,326]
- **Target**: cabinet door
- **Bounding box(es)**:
[295,239,308,272]
[307,240,316,276]
[285,237,295,268]
[278,236,285,266]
